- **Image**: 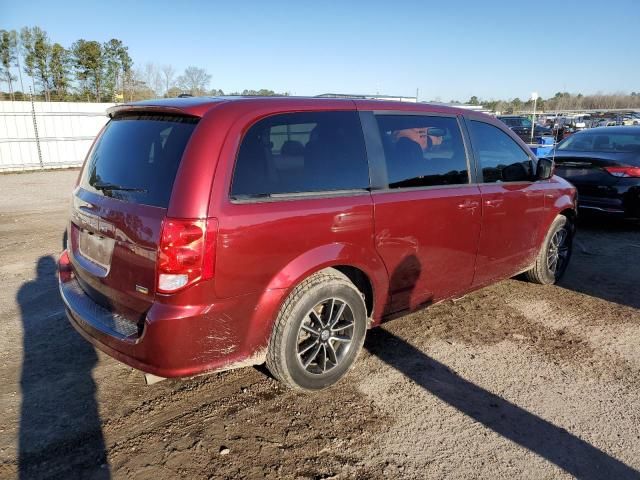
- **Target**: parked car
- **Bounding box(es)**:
[551,116,579,141]
[572,114,591,130]
[497,115,553,143]
[59,97,576,391]
[589,117,620,128]
[546,126,640,218]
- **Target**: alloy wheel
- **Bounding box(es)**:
[547,228,570,276]
[296,298,355,375]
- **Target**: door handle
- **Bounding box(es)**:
[457,200,480,210]
[484,199,503,208]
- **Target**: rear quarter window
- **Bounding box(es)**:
[80,113,198,208]
[231,111,369,199]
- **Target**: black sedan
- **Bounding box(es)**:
[544,126,640,218]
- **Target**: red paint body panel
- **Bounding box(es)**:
[64,286,279,377]
[473,182,546,286]
[59,97,577,378]
[371,185,482,313]
[218,198,380,288]
[69,188,164,318]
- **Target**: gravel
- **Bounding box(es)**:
[0,169,639,479]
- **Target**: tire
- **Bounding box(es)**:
[266,268,367,391]
[524,215,573,285]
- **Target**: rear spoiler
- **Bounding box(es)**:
[106,104,200,118]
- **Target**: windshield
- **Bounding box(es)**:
[79,114,198,208]
[557,131,640,153]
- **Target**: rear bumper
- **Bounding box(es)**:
[575,183,640,218]
[59,269,278,378]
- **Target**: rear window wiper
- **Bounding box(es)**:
[93,182,148,193]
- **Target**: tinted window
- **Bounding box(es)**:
[558,131,640,152]
[500,117,531,128]
[231,111,369,198]
[375,115,468,188]
[80,114,198,208]
[468,121,533,183]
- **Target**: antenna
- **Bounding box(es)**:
[551,103,559,168]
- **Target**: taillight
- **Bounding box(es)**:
[604,166,640,178]
[157,218,218,293]
[59,250,74,283]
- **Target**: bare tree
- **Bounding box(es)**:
[130,67,156,100]
[176,66,211,96]
[160,64,176,96]
[140,62,162,96]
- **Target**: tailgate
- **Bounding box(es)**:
[69,191,164,321]
[69,112,199,321]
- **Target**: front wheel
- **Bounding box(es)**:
[524,215,573,285]
[266,269,367,391]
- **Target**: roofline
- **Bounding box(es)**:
[108,95,480,118]
[574,125,640,133]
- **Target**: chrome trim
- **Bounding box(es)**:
[579,205,625,213]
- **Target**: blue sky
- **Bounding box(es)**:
[4,0,640,101]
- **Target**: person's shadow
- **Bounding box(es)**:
[18,254,110,479]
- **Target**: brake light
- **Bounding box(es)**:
[157,218,218,293]
[604,166,640,178]
[59,250,74,283]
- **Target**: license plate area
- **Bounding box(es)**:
[78,229,115,271]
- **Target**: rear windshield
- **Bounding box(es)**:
[79,113,198,208]
[500,117,531,128]
[557,131,640,153]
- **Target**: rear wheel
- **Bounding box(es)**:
[525,215,573,284]
[266,269,367,391]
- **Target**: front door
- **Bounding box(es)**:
[466,119,546,287]
[367,113,482,315]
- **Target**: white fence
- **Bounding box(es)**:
[0,101,114,172]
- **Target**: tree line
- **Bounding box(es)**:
[455,91,640,113]
[1,26,637,108]
[0,26,288,102]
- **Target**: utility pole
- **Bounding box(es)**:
[530,92,539,144]
[29,87,43,168]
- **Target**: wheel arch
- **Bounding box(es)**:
[244,243,388,356]
[559,208,577,233]
[327,265,374,319]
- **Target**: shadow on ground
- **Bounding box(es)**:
[559,215,640,309]
[17,253,109,479]
[365,328,639,479]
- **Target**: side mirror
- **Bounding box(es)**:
[502,163,529,182]
[536,158,554,180]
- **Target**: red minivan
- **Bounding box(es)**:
[59,97,576,390]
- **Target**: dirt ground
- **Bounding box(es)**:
[0,169,639,480]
